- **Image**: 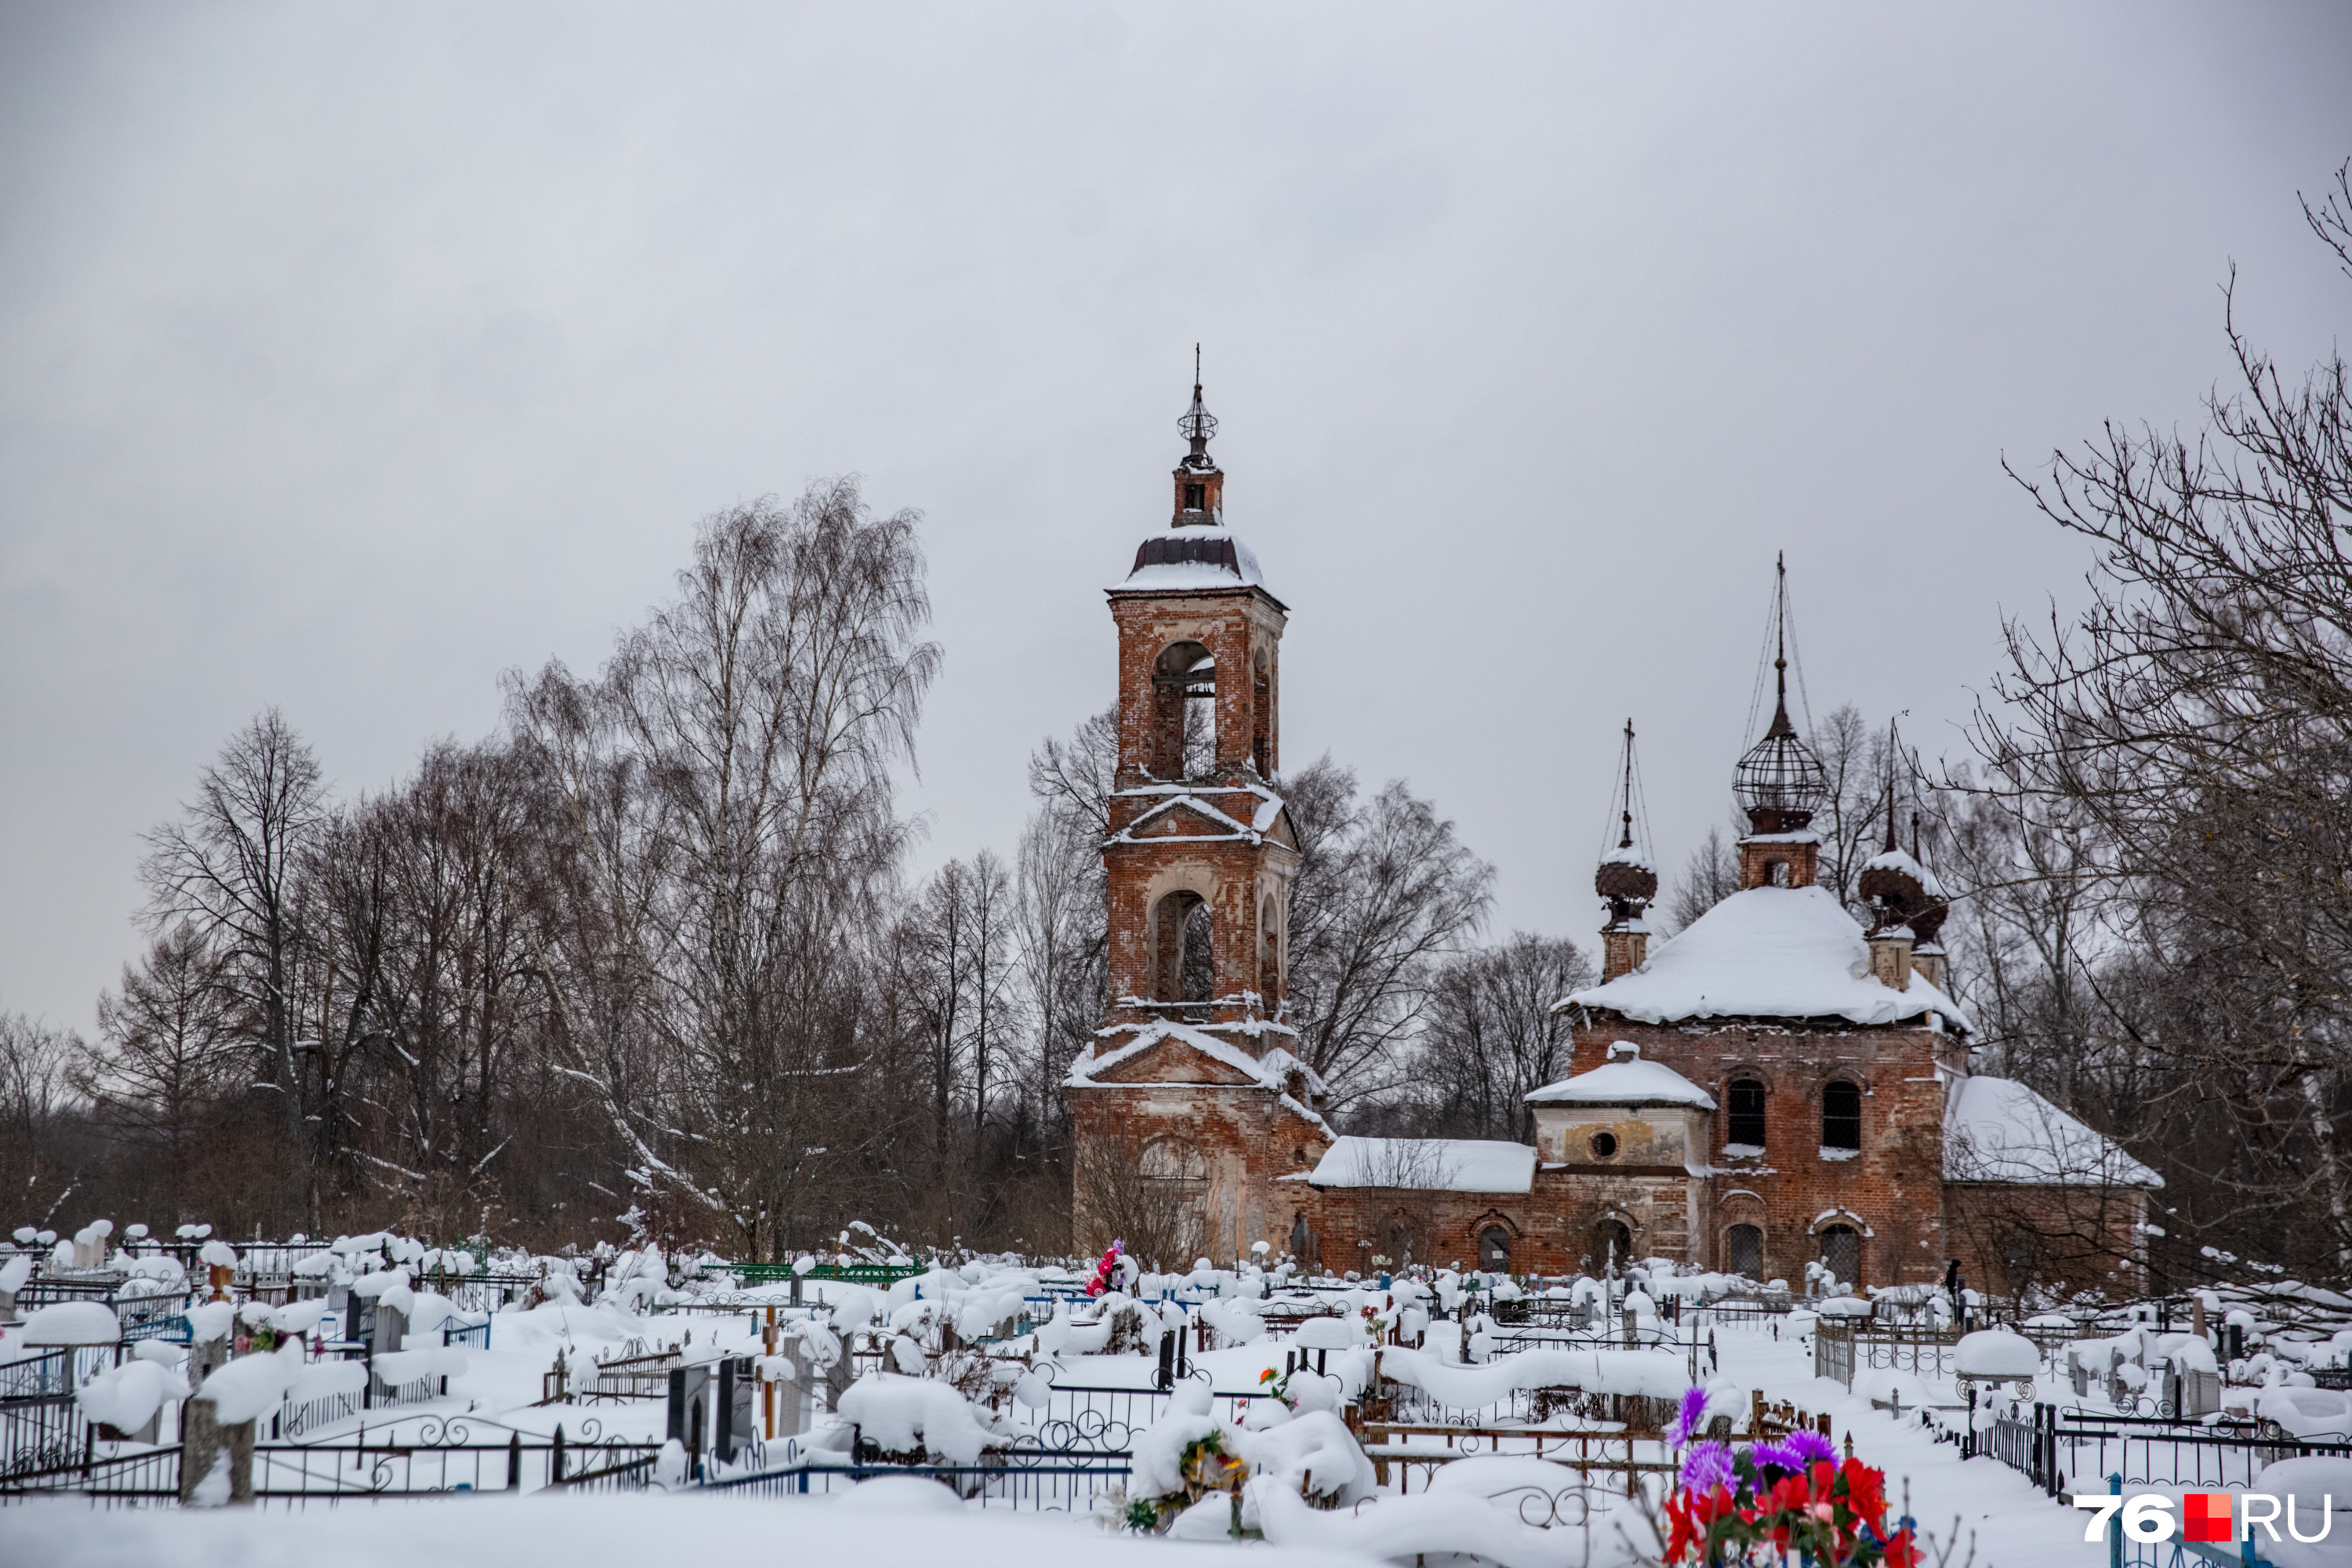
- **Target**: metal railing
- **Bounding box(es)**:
[1981,1403,2352,1498]
[1814,1319,1963,1388]
[720,1455,1131,1509]
[0,1414,664,1506]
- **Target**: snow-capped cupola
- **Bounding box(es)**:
[1525,1043,1717,1171]
[1856,728,1951,993]
[1595,720,1660,982]
[1110,358,1278,601]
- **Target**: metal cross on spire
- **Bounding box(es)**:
[1178,345,1218,463]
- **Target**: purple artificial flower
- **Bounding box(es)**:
[1748,1439,1802,1475]
[1679,1440,1735,1496]
[1780,1429,1836,1468]
[1671,1386,1711,1448]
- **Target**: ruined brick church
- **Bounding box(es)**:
[1064,378,2157,1297]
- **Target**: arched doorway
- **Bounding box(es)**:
[1477,1225,1512,1272]
[1594,1218,1634,1273]
[1818,1225,1861,1289]
[1725,1223,1764,1279]
[1138,1140,1209,1265]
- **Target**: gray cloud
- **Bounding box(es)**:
[3,2,2349,1036]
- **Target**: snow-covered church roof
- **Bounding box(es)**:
[1524,1044,1717,1109]
[1944,1074,2161,1189]
[1113,528,1267,593]
[1560,884,1974,1033]
[1302,1137,1536,1193]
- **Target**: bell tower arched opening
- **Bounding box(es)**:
[1149,641,1215,780]
[1150,889,1214,1018]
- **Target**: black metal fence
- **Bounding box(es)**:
[0,1415,665,1506]
[1814,1320,1964,1389]
[710,1453,1132,1510]
[1984,1403,2352,1497]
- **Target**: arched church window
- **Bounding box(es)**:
[1725,1223,1763,1279]
[1150,890,1214,1012]
[1181,904,1214,1014]
[1726,1079,1766,1149]
[1258,895,1280,1003]
[1251,649,1272,776]
[1821,1080,1861,1152]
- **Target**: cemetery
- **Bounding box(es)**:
[5,1221,2352,1566]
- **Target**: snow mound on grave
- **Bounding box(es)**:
[1377,1345,1693,1403]
[1240,1410,1375,1505]
[835,1475,965,1512]
[1247,1471,1613,1568]
[1955,1330,2039,1380]
[78,1360,190,1432]
[1562,885,1973,1031]
[192,1344,303,1425]
[2259,1386,2352,1440]
[836,1373,996,1464]
[18,1301,121,1344]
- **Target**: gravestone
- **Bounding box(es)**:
[773,1345,810,1438]
[369,1302,408,1400]
[666,1363,713,1474]
[715,1357,755,1465]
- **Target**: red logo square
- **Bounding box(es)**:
[2183,1494,2230,1543]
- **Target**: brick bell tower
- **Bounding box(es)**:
[1063,358,1330,1265]
[1099,360,1298,1043]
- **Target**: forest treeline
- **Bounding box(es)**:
[5,169,2350,1284]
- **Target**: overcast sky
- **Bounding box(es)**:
[4,3,2350,1039]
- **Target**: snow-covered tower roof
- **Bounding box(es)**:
[1110,350,1279,601]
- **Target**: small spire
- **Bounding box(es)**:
[1883,720,1900,854]
[1619,718,1637,849]
[1178,346,1218,468]
[1765,552,1795,739]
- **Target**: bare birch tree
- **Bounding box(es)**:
[508,481,939,1258]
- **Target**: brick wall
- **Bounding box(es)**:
[1566,1018,1960,1287]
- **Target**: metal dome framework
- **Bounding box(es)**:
[1734,556,1827,833]
[1734,718,1827,833]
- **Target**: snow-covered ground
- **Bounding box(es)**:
[0,1490,1377,1568]
[8,1250,2348,1567]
